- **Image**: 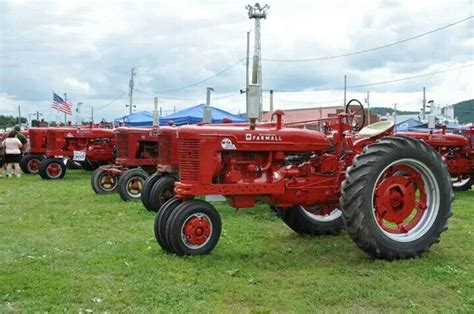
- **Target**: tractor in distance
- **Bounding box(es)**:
[91,127,160,201]
[38,127,115,179]
[153,100,453,260]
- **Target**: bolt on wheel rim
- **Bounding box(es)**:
[300,205,342,222]
[46,163,62,178]
[371,158,440,242]
[181,213,212,249]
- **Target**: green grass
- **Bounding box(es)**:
[1,170,473,312]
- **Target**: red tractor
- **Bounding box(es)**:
[140,126,180,210]
[398,125,474,191]
[19,127,49,174]
[91,127,159,201]
[38,127,115,180]
[153,103,453,260]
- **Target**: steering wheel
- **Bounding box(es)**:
[345,99,366,132]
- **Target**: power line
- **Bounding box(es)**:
[263,96,342,105]
[155,58,245,93]
[95,92,127,110]
[135,88,242,102]
[270,63,473,93]
[263,16,473,62]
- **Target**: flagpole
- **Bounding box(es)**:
[64,93,67,125]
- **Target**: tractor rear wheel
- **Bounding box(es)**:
[154,196,183,252]
[117,168,149,201]
[165,199,222,256]
[20,154,44,174]
[279,205,343,235]
[91,167,119,194]
[39,158,67,180]
[141,173,162,211]
[340,136,453,260]
[452,175,473,191]
[148,176,177,212]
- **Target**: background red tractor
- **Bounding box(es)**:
[152,105,453,260]
[91,127,159,201]
[398,125,474,191]
[140,126,179,211]
[38,127,115,180]
[19,127,49,174]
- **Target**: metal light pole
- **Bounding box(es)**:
[76,102,82,125]
[246,3,269,121]
[204,87,214,123]
[128,67,136,115]
[365,91,370,125]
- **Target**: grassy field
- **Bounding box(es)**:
[1,170,473,312]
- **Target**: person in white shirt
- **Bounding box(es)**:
[2,131,23,178]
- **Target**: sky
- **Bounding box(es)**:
[0,0,473,123]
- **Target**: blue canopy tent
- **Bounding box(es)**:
[395,118,424,132]
[160,104,246,126]
[114,111,159,127]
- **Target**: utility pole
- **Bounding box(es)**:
[76,102,82,126]
[91,107,94,124]
[17,105,21,126]
[422,87,426,121]
[343,75,347,106]
[204,87,214,123]
[128,67,136,115]
[394,103,397,125]
[153,96,159,127]
[365,91,370,125]
[246,3,269,121]
[246,30,251,115]
[269,89,273,112]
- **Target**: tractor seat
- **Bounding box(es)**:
[358,121,395,137]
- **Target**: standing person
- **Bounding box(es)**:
[0,133,5,178]
[14,125,28,151]
[2,131,23,178]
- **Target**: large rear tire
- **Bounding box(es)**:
[38,158,67,180]
[148,176,177,212]
[117,168,149,201]
[141,173,162,211]
[452,174,473,191]
[340,136,453,260]
[91,167,119,194]
[278,205,343,235]
[20,154,44,174]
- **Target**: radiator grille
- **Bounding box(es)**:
[158,134,172,165]
[115,132,130,159]
[46,132,57,150]
[179,139,200,181]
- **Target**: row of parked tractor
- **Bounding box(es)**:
[10,101,474,260]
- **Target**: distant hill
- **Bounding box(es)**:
[370,107,418,116]
[452,99,474,124]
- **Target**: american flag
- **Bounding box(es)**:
[52,93,73,115]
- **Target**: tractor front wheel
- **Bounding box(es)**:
[279,205,344,235]
[91,167,119,194]
[165,199,221,256]
[340,136,453,260]
[141,173,163,211]
[452,174,473,191]
[39,158,67,180]
[117,168,149,201]
[20,154,44,174]
[154,196,183,252]
[148,176,177,212]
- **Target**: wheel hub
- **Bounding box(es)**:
[28,159,40,172]
[182,215,211,246]
[47,163,61,177]
[376,176,416,223]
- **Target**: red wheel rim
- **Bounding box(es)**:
[46,162,62,178]
[28,159,40,173]
[373,162,433,238]
[181,213,212,248]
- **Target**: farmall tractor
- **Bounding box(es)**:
[91,127,160,201]
[153,102,453,260]
[399,126,474,191]
[140,125,180,211]
[38,127,115,179]
[19,127,49,174]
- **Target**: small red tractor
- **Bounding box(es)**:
[398,125,474,191]
[153,101,453,260]
[38,127,115,180]
[91,127,160,201]
[140,126,180,210]
[19,127,49,174]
